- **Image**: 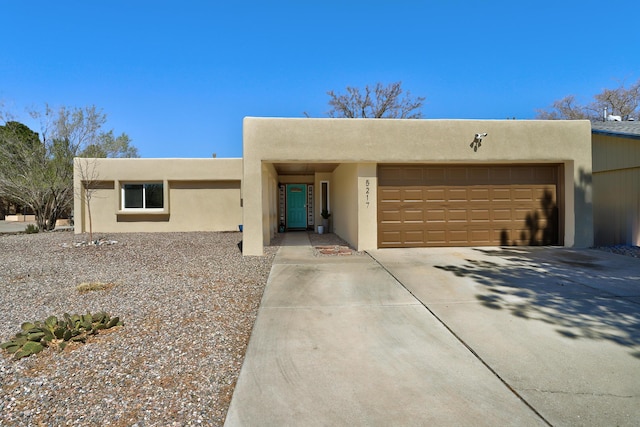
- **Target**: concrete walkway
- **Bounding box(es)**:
[0,220,38,233]
[225,233,549,426]
[0,220,73,234]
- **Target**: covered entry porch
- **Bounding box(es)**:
[248,161,378,254]
[274,163,337,232]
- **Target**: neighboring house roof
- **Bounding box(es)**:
[591,121,640,140]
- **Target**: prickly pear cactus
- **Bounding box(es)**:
[0,311,123,360]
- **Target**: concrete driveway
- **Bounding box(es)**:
[369,246,640,426]
[226,234,640,426]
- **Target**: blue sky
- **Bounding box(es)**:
[1,1,638,158]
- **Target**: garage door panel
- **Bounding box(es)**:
[492,229,510,244]
[447,209,468,222]
[426,209,446,221]
[492,208,513,222]
[514,208,533,221]
[512,167,534,182]
[425,188,445,201]
[402,188,424,202]
[513,188,534,201]
[448,230,470,244]
[468,167,490,182]
[378,165,560,247]
[379,231,402,246]
[404,209,424,223]
[492,188,512,201]
[535,167,557,182]
[379,188,401,202]
[425,230,446,244]
[490,168,512,182]
[404,230,426,244]
[378,167,404,185]
[446,168,468,182]
[469,188,490,201]
[535,187,556,202]
[426,168,447,183]
[379,208,402,223]
[470,229,492,243]
[512,228,533,245]
[470,209,490,222]
[447,188,468,201]
[402,168,424,182]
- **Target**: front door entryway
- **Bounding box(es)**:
[286,184,307,229]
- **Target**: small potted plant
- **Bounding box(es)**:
[320,209,331,232]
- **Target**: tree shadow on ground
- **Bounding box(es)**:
[435,247,640,358]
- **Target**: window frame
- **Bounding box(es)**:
[320,180,330,213]
[117,180,169,215]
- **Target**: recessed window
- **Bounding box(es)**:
[321,181,330,212]
[122,183,164,210]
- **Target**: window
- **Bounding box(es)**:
[122,183,164,210]
[321,181,330,212]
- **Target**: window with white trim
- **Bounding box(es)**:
[121,183,164,210]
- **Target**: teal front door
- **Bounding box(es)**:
[286,184,307,229]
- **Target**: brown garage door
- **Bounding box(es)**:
[378,165,561,248]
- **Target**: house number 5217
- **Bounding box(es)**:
[365,179,370,208]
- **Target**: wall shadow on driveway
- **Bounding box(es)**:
[435,248,640,359]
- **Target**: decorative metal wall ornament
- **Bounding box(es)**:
[470,132,488,152]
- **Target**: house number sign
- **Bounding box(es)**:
[365,179,370,208]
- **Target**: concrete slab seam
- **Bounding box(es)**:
[366,251,553,427]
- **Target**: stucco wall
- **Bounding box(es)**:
[262,163,279,241]
[74,158,243,234]
[243,118,593,255]
[356,163,378,251]
[331,163,359,248]
[592,134,640,246]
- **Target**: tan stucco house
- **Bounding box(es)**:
[73,158,243,233]
[591,121,640,246]
[74,118,594,255]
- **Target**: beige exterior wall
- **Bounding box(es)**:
[74,158,243,234]
[357,163,378,251]
[331,163,359,247]
[243,117,593,255]
[326,163,378,250]
[592,134,640,246]
[262,162,279,242]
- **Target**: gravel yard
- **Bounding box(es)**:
[0,231,278,426]
[1,229,637,426]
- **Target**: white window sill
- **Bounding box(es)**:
[117,208,169,215]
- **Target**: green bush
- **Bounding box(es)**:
[24,224,39,234]
[0,312,123,360]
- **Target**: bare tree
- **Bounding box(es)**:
[0,104,138,231]
[535,95,591,120]
[536,78,640,120]
[74,158,100,242]
[324,82,425,119]
[0,120,69,231]
[592,79,640,120]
